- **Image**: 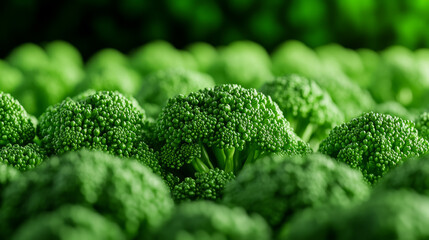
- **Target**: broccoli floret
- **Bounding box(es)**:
[172,168,235,203]
[130,41,197,76]
[11,205,126,240]
[86,48,130,70]
[260,75,344,148]
[37,91,161,173]
[186,42,218,72]
[135,68,215,118]
[416,112,429,141]
[0,143,47,171]
[0,92,35,147]
[223,153,369,228]
[0,163,20,195]
[6,43,50,72]
[208,41,272,89]
[0,60,23,94]
[156,84,311,201]
[154,201,271,240]
[319,112,429,184]
[0,149,174,238]
[282,190,429,240]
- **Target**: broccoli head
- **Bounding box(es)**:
[282,190,429,240]
[37,91,160,173]
[416,112,429,141]
[0,60,23,94]
[260,74,344,148]
[11,205,126,240]
[135,68,215,118]
[154,201,271,240]
[319,112,429,184]
[0,163,20,195]
[208,41,272,89]
[223,153,369,228]
[0,143,47,171]
[186,42,218,72]
[0,150,174,238]
[0,92,35,147]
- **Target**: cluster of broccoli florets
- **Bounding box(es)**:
[2,40,429,239]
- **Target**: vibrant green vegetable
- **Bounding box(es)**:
[319,112,429,184]
[0,150,174,238]
[0,163,20,195]
[223,153,369,228]
[0,143,46,171]
[11,205,126,240]
[416,112,429,141]
[154,201,271,240]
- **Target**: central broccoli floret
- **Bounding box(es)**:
[156,84,311,201]
[319,112,429,184]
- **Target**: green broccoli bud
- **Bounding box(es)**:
[208,41,272,89]
[0,143,47,171]
[0,150,174,239]
[319,112,429,184]
[223,153,370,228]
[154,201,271,240]
[172,168,235,203]
[282,190,429,240]
[11,205,126,240]
[260,74,344,148]
[0,92,35,147]
[416,112,429,141]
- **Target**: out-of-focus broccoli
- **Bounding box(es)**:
[6,43,50,72]
[186,42,218,72]
[319,112,429,184]
[260,74,344,148]
[282,190,429,240]
[0,150,174,239]
[37,91,160,174]
[0,92,35,147]
[156,84,311,201]
[0,143,47,171]
[372,101,413,120]
[130,40,197,76]
[154,201,271,240]
[11,205,126,240]
[0,163,20,195]
[223,153,369,228]
[135,68,215,118]
[208,41,272,89]
[0,60,23,94]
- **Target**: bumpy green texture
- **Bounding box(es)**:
[172,169,235,202]
[223,154,369,228]
[154,201,271,240]
[375,155,429,195]
[282,191,429,240]
[0,143,47,171]
[11,205,125,240]
[416,112,429,141]
[37,91,161,173]
[156,84,311,201]
[0,163,20,194]
[0,92,35,147]
[136,68,215,118]
[208,41,272,89]
[319,112,429,184]
[0,150,174,238]
[260,75,344,147]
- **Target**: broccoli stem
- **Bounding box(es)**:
[224,148,235,172]
[213,146,227,169]
[300,123,316,143]
[192,145,214,172]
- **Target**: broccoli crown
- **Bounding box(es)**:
[172,168,235,203]
[0,163,20,195]
[223,153,370,228]
[6,43,50,72]
[375,155,429,195]
[283,190,429,240]
[208,41,272,89]
[0,60,23,93]
[154,201,271,240]
[319,112,429,184]
[11,205,126,240]
[0,150,174,238]
[0,143,47,171]
[260,74,344,145]
[186,42,218,72]
[136,68,215,109]
[416,112,429,141]
[0,92,35,147]
[37,91,160,171]
[156,84,311,173]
